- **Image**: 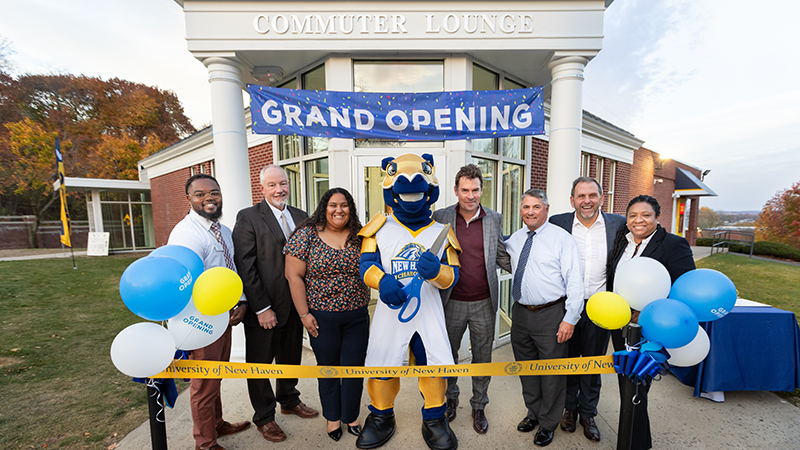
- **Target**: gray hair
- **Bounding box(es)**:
[522,188,548,207]
[571,177,603,197]
[259,164,288,186]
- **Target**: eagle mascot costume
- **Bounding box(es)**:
[356,153,461,450]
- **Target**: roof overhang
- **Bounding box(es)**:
[674,167,716,197]
[53,177,151,192]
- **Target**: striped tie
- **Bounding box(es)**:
[210,222,235,270]
[512,230,535,302]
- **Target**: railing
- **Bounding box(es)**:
[711,230,754,257]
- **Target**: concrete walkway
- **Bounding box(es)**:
[118,344,800,449]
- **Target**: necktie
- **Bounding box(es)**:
[512,230,535,302]
[210,222,235,270]
[632,242,642,257]
[280,212,292,240]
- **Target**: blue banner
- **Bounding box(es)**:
[248,85,544,141]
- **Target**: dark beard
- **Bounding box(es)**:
[194,204,222,221]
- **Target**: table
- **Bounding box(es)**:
[670,306,800,397]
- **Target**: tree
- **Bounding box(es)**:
[755,181,800,249]
[0,72,196,245]
[698,206,721,229]
[0,118,70,246]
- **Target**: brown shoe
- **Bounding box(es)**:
[281,402,319,419]
[472,409,488,434]
[560,409,577,433]
[217,420,250,437]
[579,416,601,441]
[196,445,226,450]
[257,421,287,442]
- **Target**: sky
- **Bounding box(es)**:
[2,0,798,212]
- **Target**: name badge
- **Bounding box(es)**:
[213,243,224,252]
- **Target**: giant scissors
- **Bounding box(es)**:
[387,224,451,323]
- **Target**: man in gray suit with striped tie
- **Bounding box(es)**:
[432,164,511,435]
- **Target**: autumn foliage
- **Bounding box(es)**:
[0,73,196,217]
[755,181,800,249]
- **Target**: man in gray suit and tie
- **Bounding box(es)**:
[432,164,511,435]
[232,165,319,443]
[549,177,626,442]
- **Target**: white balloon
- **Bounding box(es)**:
[667,325,710,367]
[167,300,229,351]
[613,257,672,310]
[110,322,176,378]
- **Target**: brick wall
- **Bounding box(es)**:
[627,147,703,244]
[631,147,656,198]
[247,141,273,205]
[613,161,631,215]
[530,137,549,190]
[151,167,192,247]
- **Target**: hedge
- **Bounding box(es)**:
[695,238,800,262]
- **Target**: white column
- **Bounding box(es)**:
[324,56,355,193]
[546,56,587,215]
[204,57,250,362]
[204,57,252,230]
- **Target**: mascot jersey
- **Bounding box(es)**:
[364,215,455,368]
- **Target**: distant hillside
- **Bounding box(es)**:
[718,211,758,224]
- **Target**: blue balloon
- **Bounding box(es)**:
[639,299,699,348]
[150,245,205,279]
[669,269,737,322]
[119,256,193,321]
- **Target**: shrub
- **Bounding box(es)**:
[752,241,800,261]
[696,238,712,247]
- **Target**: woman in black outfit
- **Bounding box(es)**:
[606,195,696,450]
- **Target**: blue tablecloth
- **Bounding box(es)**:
[670,306,800,396]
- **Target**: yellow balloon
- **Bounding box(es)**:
[586,291,631,330]
[192,267,243,316]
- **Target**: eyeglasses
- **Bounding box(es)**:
[191,191,221,200]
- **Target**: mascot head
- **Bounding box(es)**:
[382,153,439,224]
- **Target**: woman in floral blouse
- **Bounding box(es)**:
[284,187,370,442]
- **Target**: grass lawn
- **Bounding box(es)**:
[696,253,800,319]
[696,252,800,406]
[0,255,169,449]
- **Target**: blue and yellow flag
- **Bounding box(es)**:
[55,139,71,247]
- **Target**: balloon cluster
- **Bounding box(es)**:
[110,245,244,378]
[587,258,737,368]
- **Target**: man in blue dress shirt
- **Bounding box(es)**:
[505,188,583,447]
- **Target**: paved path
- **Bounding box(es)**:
[118,344,800,449]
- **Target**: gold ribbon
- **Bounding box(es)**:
[153,355,615,379]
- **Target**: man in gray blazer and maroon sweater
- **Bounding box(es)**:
[549,176,626,442]
[432,164,512,435]
[232,165,318,443]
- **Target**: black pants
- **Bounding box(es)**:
[565,301,610,418]
[611,326,652,450]
[244,311,304,426]
[309,307,370,424]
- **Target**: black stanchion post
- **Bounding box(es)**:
[147,381,168,450]
[617,323,642,450]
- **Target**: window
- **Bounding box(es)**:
[581,153,590,177]
[353,60,445,148]
[470,63,527,340]
[596,157,605,187]
[607,161,616,213]
[277,65,329,211]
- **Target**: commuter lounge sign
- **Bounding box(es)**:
[247,85,544,141]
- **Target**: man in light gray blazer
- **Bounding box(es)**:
[432,164,512,435]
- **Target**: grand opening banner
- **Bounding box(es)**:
[247,85,544,141]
